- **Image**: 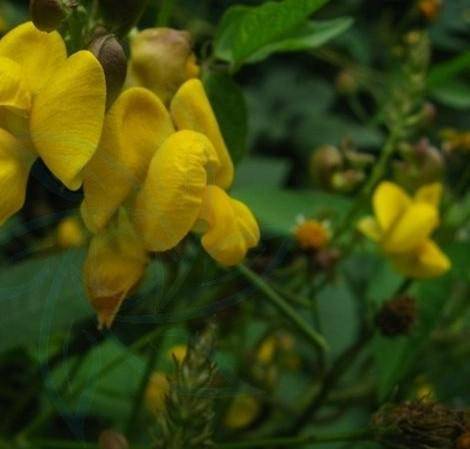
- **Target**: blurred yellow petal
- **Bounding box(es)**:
[134,130,220,252]
[414,182,443,207]
[0,22,66,94]
[0,57,31,111]
[391,239,450,278]
[357,216,382,241]
[224,394,261,430]
[384,202,438,253]
[145,372,169,416]
[82,87,174,233]
[197,186,260,266]
[84,210,148,329]
[373,181,411,232]
[31,50,106,191]
[171,79,234,189]
[0,129,34,225]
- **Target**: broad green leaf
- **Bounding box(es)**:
[247,17,354,64]
[431,80,470,110]
[204,72,248,165]
[232,188,351,235]
[0,250,92,353]
[428,51,470,87]
[233,156,291,190]
[214,0,330,67]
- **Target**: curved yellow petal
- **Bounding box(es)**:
[30,50,106,191]
[0,129,34,225]
[391,239,450,279]
[197,186,260,266]
[0,57,31,111]
[82,87,174,233]
[84,209,148,329]
[373,182,411,233]
[134,130,220,252]
[414,182,443,207]
[383,202,438,253]
[0,22,66,94]
[170,79,234,189]
[357,216,382,242]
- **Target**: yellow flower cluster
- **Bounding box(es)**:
[358,181,450,279]
[0,23,260,328]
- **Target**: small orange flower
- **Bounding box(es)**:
[294,217,330,250]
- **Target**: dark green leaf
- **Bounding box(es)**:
[431,80,470,110]
[232,156,291,190]
[204,72,248,165]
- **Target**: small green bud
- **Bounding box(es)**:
[98,0,149,36]
[309,145,343,189]
[89,34,128,108]
[30,0,67,32]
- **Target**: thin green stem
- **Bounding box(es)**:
[157,0,176,26]
[237,264,328,353]
[217,429,372,448]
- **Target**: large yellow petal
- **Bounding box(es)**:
[170,79,234,189]
[0,57,31,111]
[414,182,443,208]
[84,209,148,329]
[197,186,260,266]
[383,202,438,253]
[0,129,35,225]
[134,130,220,252]
[0,22,66,94]
[391,239,450,279]
[373,182,411,233]
[357,216,382,242]
[30,51,106,191]
[82,87,174,233]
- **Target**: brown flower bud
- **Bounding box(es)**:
[335,69,358,95]
[98,430,129,449]
[309,145,343,189]
[98,0,149,36]
[376,295,417,337]
[458,433,470,449]
[89,34,128,108]
[418,0,442,21]
[30,0,67,32]
[126,28,200,105]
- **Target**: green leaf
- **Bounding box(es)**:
[204,72,248,165]
[247,17,354,64]
[232,156,291,190]
[214,0,330,67]
[431,80,470,110]
[428,51,470,87]
[231,188,351,235]
[0,250,92,353]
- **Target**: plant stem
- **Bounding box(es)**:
[237,264,328,353]
[157,0,176,26]
[217,429,372,448]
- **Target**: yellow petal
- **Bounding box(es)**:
[0,129,34,225]
[30,50,106,191]
[84,209,148,329]
[197,185,260,266]
[414,182,443,207]
[82,87,174,233]
[0,57,31,111]
[170,79,234,189]
[391,239,450,279]
[384,202,438,253]
[373,181,411,233]
[134,130,220,252]
[0,22,66,94]
[357,216,382,242]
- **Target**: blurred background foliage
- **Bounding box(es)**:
[0,0,469,448]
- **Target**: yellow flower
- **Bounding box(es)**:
[223,394,261,430]
[293,217,330,250]
[358,181,450,278]
[83,209,148,329]
[145,372,170,416]
[81,79,259,267]
[168,345,187,363]
[0,22,106,226]
[56,216,86,248]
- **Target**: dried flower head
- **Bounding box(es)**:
[376,295,417,337]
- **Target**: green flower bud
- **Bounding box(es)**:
[30,0,67,32]
[98,0,149,36]
[89,33,128,108]
[309,145,343,190]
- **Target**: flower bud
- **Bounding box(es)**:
[56,216,86,248]
[98,0,149,36]
[84,210,148,329]
[309,145,343,189]
[145,372,170,416]
[98,430,129,449]
[224,394,262,430]
[331,169,365,193]
[458,433,470,449]
[126,28,200,104]
[375,295,417,337]
[30,0,67,32]
[418,0,442,21]
[335,69,358,95]
[89,34,127,108]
